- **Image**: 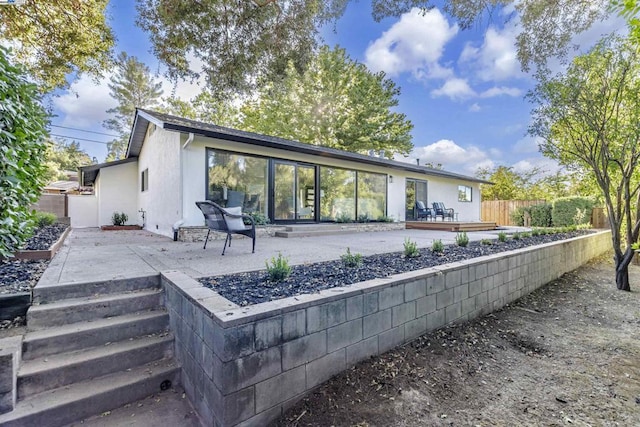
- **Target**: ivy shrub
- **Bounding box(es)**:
[552,197,595,227]
[0,47,49,257]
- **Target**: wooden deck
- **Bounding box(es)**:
[406,220,497,232]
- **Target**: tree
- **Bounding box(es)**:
[241,46,413,157]
[104,52,163,161]
[0,47,49,257]
[0,0,114,91]
[44,140,95,182]
[529,36,640,291]
[163,91,240,128]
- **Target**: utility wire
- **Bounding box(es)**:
[49,124,119,137]
[50,133,113,145]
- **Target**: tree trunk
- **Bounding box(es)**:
[615,254,632,291]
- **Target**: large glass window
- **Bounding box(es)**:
[357,172,387,220]
[320,167,356,221]
[206,150,268,215]
[458,185,472,202]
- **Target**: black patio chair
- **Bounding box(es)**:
[415,201,432,221]
[432,202,455,221]
[195,201,256,255]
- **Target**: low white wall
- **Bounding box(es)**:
[68,195,98,228]
[97,162,139,227]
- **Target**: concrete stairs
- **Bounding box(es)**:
[275,223,385,238]
[0,275,180,427]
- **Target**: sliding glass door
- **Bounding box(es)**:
[273,161,316,222]
[406,179,428,220]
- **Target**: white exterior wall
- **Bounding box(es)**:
[137,126,182,238]
[96,162,139,226]
[68,194,98,227]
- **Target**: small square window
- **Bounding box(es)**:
[458,185,472,202]
[141,168,149,192]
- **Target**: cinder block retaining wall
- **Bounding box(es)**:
[161,230,611,427]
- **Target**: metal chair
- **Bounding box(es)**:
[432,202,455,221]
[415,201,432,220]
[195,201,256,255]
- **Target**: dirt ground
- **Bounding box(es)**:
[276,253,640,427]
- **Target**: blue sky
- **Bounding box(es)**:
[49,1,624,177]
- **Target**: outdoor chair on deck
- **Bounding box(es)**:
[432,202,455,221]
[195,201,256,255]
[415,201,432,220]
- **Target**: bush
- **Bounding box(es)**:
[377,215,394,223]
[531,228,540,236]
[403,238,420,258]
[552,197,595,227]
[431,239,444,253]
[529,203,553,227]
[266,252,292,282]
[246,211,269,225]
[341,247,363,267]
[497,231,507,242]
[512,232,521,240]
[111,212,128,226]
[480,239,492,245]
[455,232,469,247]
[357,214,370,223]
[335,212,352,223]
[521,232,531,238]
[34,211,57,228]
[510,207,526,226]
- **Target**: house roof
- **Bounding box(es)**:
[79,157,137,186]
[128,109,491,185]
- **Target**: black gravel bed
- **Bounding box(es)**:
[0,259,49,294]
[23,223,68,250]
[199,231,591,307]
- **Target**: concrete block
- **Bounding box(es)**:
[488,287,500,304]
[238,405,282,427]
[454,283,469,303]
[193,308,205,339]
[476,263,488,279]
[346,336,379,366]
[427,309,445,331]
[445,269,461,289]
[460,267,469,284]
[221,387,255,426]
[328,319,362,353]
[445,302,461,323]
[461,297,476,316]
[468,279,482,297]
[306,349,346,388]
[404,316,427,341]
[282,331,327,370]
[392,302,416,327]
[181,297,196,329]
[346,295,363,320]
[307,300,346,334]
[378,284,404,310]
[436,289,454,310]
[475,292,488,309]
[214,347,281,394]
[0,391,14,416]
[416,295,436,317]
[487,260,499,276]
[212,323,255,362]
[378,326,404,354]
[404,279,426,302]
[363,292,379,315]
[255,316,282,351]
[282,310,306,342]
[362,308,391,338]
[255,366,305,413]
[202,342,215,381]
[426,273,444,295]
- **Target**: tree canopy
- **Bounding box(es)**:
[104,52,164,161]
[44,140,95,183]
[0,46,49,257]
[529,35,640,291]
[241,46,413,157]
[0,0,114,91]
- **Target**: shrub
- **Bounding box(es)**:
[335,212,352,223]
[510,207,526,226]
[377,215,394,223]
[34,211,57,228]
[431,239,444,253]
[480,239,492,245]
[341,247,363,267]
[403,238,420,258]
[357,214,370,223]
[265,252,292,282]
[455,232,469,247]
[111,212,128,226]
[521,232,532,238]
[246,211,269,225]
[497,231,507,242]
[551,196,595,227]
[531,228,540,236]
[512,232,521,240]
[529,203,553,227]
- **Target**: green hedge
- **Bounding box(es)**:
[510,206,526,226]
[552,197,594,227]
[529,203,553,227]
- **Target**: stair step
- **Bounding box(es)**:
[28,288,163,330]
[33,274,160,304]
[275,228,360,238]
[22,311,169,360]
[18,333,174,399]
[0,359,180,427]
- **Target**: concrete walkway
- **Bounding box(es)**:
[40,226,508,286]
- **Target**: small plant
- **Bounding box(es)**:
[246,211,270,225]
[497,231,507,242]
[33,211,57,228]
[403,238,420,258]
[335,212,352,223]
[341,247,363,267]
[265,252,292,282]
[521,232,531,238]
[455,232,469,247]
[377,215,394,223]
[480,238,492,245]
[512,232,521,240]
[357,214,370,223]
[431,239,444,253]
[111,212,128,226]
[632,242,640,251]
[531,228,540,237]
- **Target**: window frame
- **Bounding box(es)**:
[458,185,472,202]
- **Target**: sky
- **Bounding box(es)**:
[48,1,625,178]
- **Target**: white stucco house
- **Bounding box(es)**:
[76,109,489,238]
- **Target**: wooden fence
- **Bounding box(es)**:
[481,200,546,226]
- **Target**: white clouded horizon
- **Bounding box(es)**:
[459,24,522,82]
[396,139,496,175]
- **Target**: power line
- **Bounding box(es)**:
[50,133,112,145]
[49,124,119,137]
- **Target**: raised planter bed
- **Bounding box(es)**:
[12,226,70,261]
[0,293,30,321]
[100,225,143,231]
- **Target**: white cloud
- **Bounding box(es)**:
[513,136,542,154]
[397,139,495,175]
[468,103,481,112]
[459,24,522,82]
[431,78,475,100]
[53,74,117,128]
[365,8,458,79]
[479,86,522,98]
[511,156,561,177]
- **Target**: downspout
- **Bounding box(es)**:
[173,132,195,241]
